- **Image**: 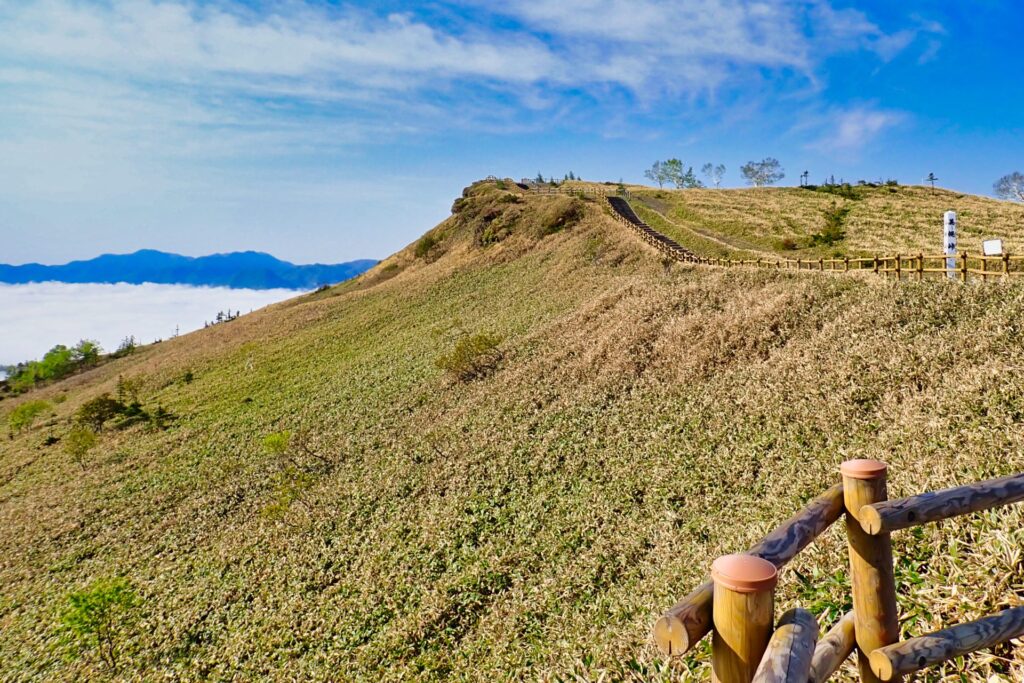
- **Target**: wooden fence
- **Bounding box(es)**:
[527,186,1024,281]
[654,462,1024,682]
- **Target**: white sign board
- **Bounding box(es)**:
[983,239,1004,257]
[944,211,957,279]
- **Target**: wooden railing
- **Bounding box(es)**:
[655,462,1024,682]
[592,191,1024,281]
[530,184,633,200]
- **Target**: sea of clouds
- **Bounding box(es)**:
[0,282,302,367]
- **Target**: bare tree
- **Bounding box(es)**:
[994,172,1024,202]
[701,163,726,188]
[644,161,667,188]
[740,158,785,187]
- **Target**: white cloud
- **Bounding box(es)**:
[0,1,940,107]
[805,106,906,153]
[0,283,299,365]
[1,1,557,86]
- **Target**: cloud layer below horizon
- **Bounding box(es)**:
[0,282,299,365]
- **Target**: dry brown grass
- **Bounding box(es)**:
[1,180,1023,681]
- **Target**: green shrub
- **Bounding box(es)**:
[76,394,126,431]
[538,198,585,237]
[150,405,174,430]
[415,234,438,259]
[64,426,98,470]
[59,577,140,673]
[263,430,292,456]
[260,465,316,522]
[115,374,146,404]
[812,204,850,246]
[8,400,51,433]
[435,333,503,381]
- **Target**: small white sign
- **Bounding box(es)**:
[983,239,1004,257]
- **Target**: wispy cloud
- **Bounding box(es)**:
[803,105,907,154]
[0,1,938,120]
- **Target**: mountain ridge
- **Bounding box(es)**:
[0,249,378,290]
[3,180,1024,681]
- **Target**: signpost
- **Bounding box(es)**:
[983,239,1003,257]
[944,211,957,280]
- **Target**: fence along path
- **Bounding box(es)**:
[530,186,1024,281]
[655,462,1024,683]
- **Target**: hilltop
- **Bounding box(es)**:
[0,250,378,290]
[623,182,1024,260]
[2,180,1023,681]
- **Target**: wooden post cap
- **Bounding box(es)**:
[712,554,778,593]
[840,459,888,480]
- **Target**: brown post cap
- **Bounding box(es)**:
[840,459,888,480]
[711,554,778,593]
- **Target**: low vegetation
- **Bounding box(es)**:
[5,340,101,392]
[59,577,141,673]
[435,332,503,381]
[6,399,52,435]
[2,179,1023,681]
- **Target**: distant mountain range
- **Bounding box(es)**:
[0,250,378,290]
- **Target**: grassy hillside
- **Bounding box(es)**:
[2,180,1024,682]
[626,183,1024,260]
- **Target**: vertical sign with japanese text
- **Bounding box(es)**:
[944,211,957,280]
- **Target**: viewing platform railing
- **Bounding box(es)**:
[654,462,1024,682]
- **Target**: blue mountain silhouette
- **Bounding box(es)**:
[0,250,377,290]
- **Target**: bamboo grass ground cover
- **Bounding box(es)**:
[2,180,1023,681]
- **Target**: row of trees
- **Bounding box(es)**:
[4,340,102,392]
[644,159,704,188]
[644,158,785,189]
[640,164,1024,200]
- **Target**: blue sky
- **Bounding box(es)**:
[1,0,1022,265]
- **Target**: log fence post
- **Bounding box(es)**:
[961,251,968,282]
[712,554,778,683]
[841,460,900,683]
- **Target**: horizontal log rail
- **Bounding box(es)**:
[656,464,1024,682]
[868,605,1024,681]
[653,484,844,655]
[858,471,1024,535]
[752,608,819,683]
[809,612,856,683]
